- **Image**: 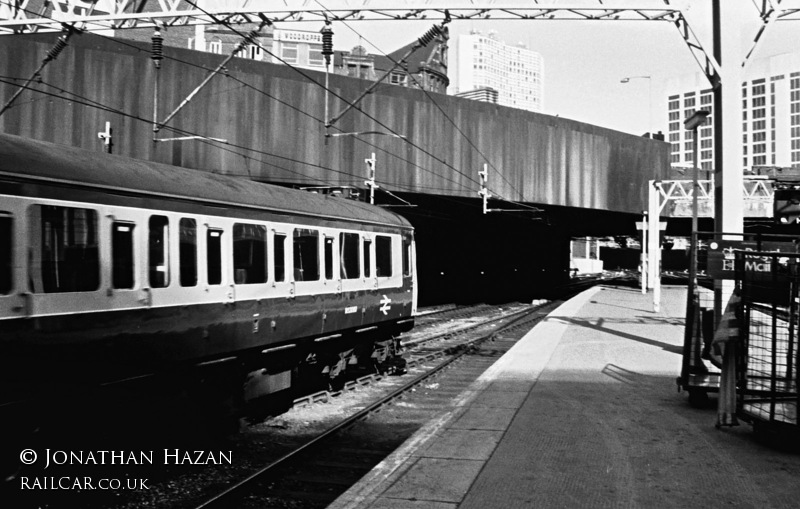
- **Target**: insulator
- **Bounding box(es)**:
[417,24,443,47]
[321,25,333,66]
[244,30,260,46]
[45,35,68,62]
[321,26,333,56]
[151,29,164,68]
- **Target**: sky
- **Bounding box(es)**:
[270,0,800,136]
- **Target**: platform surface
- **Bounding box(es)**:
[329,285,800,509]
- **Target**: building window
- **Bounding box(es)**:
[281,44,298,63]
[208,39,222,54]
[309,47,324,67]
[390,72,408,86]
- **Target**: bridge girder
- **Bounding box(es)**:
[654,177,776,219]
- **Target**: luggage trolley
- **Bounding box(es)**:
[677,232,799,406]
[734,250,800,434]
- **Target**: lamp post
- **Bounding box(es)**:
[621,75,652,136]
[684,109,711,291]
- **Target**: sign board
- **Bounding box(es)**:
[635,222,667,230]
[706,240,798,279]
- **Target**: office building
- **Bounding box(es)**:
[664,52,800,173]
[450,30,543,112]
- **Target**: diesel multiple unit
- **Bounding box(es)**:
[0,133,417,416]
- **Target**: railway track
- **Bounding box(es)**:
[6,278,605,509]
[190,301,558,509]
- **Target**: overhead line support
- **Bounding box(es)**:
[152,17,270,142]
[325,12,450,137]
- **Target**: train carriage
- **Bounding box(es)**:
[0,132,416,416]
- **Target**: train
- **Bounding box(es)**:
[0,132,417,421]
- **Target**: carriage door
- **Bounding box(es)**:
[361,234,381,324]
[339,231,365,326]
[271,228,292,298]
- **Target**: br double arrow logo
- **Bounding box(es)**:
[379,295,392,315]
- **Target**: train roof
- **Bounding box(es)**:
[0,133,412,230]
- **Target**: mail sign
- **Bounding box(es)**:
[706,240,798,279]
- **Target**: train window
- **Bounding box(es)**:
[29,205,99,293]
[363,238,372,278]
[293,229,319,281]
[0,214,11,294]
[207,229,223,285]
[403,237,412,277]
[233,223,267,284]
[148,215,170,288]
[179,218,197,287]
[274,233,286,282]
[324,236,334,280]
[339,232,360,280]
[375,235,392,277]
[112,222,135,289]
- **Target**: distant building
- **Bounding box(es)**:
[664,51,800,172]
[454,87,499,104]
[270,29,326,70]
[332,30,450,94]
[141,24,448,93]
[450,30,544,112]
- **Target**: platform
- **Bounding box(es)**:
[329,285,800,509]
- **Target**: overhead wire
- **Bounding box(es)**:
[20,4,475,196]
[0,3,487,198]
[0,4,540,215]
[179,0,506,196]
[312,0,541,213]
[0,6,418,189]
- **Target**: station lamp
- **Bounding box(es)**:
[683,109,710,288]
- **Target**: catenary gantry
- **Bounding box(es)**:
[0,1,719,86]
[3,0,799,97]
